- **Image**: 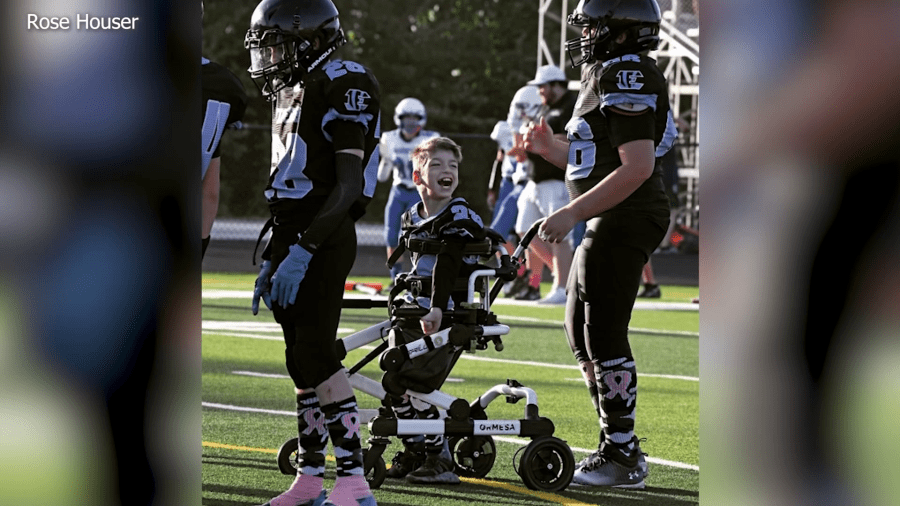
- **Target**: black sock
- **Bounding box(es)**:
[322,397,364,477]
[296,391,328,477]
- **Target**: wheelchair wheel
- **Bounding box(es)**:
[448,435,496,478]
[277,437,299,475]
[515,437,574,492]
[363,448,386,489]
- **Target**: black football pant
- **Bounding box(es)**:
[565,212,668,364]
[564,211,667,451]
[271,214,357,390]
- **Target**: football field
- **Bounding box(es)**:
[202,274,699,505]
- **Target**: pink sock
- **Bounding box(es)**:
[267,474,323,506]
[528,271,541,289]
[327,475,372,506]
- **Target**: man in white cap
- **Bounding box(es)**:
[514,65,577,304]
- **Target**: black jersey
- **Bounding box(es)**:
[565,54,676,216]
[401,197,486,275]
[267,59,381,223]
[201,58,247,178]
[400,198,486,310]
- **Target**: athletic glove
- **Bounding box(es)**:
[270,244,313,308]
[251,260,273,315]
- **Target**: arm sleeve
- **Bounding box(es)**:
[430,239,466,311]
[326,119,367,152]
[296,151,363,252]
[430,201,486,310]
[605,109,656,148]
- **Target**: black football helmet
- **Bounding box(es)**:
[565,0,661,66]
[244,0,346,99]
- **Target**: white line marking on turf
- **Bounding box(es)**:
[205,331,699,382]
[202,321,355,335]
[204,289,698,312]
[202,309,697,340]
[203,320,282,331]
[202,401,698,472]
[233,371,288,379]
[203,290,698,337]
[499,314,699,337]
[233,370,465,383]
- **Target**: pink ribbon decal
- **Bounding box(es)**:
[602,370,633,400]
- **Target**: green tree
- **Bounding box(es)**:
[204,0,573,221]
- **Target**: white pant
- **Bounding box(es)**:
[515,179,571,243]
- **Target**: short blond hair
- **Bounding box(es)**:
[411,136,463,171]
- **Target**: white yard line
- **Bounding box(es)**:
[204,328,700,382]
[202,320,355,336]
[203,289,699,312]
[203,291,699,338]
[202,400,698,472]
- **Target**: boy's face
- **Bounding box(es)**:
[414,148,459,199]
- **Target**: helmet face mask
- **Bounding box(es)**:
[513,100,541,125]
[394,98,427,137]
[245,0,346,100]
[507,85,542,132]
[399,115,423,136]
[565,0,661,67]
[245,30,308,98]
[565,10,608,67]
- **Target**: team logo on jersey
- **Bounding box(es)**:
[344,89,371,112]
[616,70,644,90]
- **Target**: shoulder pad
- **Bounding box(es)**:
[202,61,249,120]
[400,204,419,229]
[321,60,380,116]
[598,55,663,96]
[608,102,651,115]
[436,199,485,238]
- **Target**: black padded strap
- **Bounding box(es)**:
[251,217,275,266]
[386,241,407,269]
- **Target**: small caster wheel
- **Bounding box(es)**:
[515,436,574,492]
[379,348,405,372]
[277,437,299,475]
[363,448,386,489]
[448,435,496,478]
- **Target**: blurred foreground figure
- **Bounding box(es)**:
[0,2,200,505]
[702,0,900,504]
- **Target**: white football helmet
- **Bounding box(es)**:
[394,97,427,136]
[507,85,542,132]
[490,120,513,152]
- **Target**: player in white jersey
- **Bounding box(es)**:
[488,86,539,296]
[377,98,440,283]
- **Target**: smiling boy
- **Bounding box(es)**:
[403,137,486,334]
[383,137,487,484]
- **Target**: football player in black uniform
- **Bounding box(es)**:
[201,57,247,259]
[244,0,380,505]
[523,0,676,488]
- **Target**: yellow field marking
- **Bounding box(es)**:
[203,441,594,506]
[203,441,279,454]
[458,476,594,506]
